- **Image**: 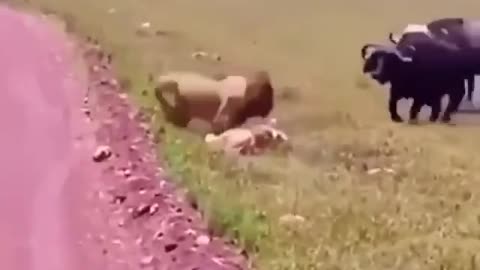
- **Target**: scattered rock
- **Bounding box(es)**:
[82,108,91,117]
[384,167,396,174]
[279,214,306,227]
[97,190,106,200]
[111,239,123,247]
[110,79,119,87]
[140,255,154,266]
[93,145,112,162]
[367,168,381,175]
[128,145,138,152]
[185,228,196,236]
[153,230,164,239]
[164,243,178,253]
[195,235,210,246]
[132,203,150,218]
[140,22,151,29]
[149,203,159,215]
[112,194,127,204]
[121,168,132,177]
[136,22,152,37]
[367,167,396,175]
[118,93,128,100]
[191,51,208,59]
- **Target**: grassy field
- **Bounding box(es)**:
[9,0,480,268]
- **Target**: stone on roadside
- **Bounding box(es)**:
[195,235,210,246]
[92,145,112,162]
[140,255,154,266]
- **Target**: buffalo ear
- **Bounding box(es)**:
[362,45,378,60]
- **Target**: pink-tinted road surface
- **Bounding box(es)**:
[0,5,248,270]
[0,5,102,270]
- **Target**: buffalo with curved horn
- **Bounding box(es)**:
[361,40,465,124]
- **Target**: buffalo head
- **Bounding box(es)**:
[361,44,413,84]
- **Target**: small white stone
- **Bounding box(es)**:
[92,145,112,162]
[118,93,128,100]
[110,79,119,87]
[383,167,396,174]
[279,214,306,226]
[367,168,382,175]
[140,255,154,266]
[140,22,151,29]
[195,235,210,246]
[191,51,208,59]
[149,203,159,215]
[122,169,132,177]
[112,239,123,247]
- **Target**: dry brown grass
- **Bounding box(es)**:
[8,0,480,268]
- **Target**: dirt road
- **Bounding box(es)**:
[0,5,247,270]
[0,5,102,270]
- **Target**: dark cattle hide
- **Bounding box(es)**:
[361,41,465,124]
[390,18,480,102]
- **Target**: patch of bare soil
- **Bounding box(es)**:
[79,38,248,269]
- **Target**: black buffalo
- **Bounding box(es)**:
[361,38,465,124]
[389,18,480,102]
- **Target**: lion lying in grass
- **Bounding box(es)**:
[154,70,274,134]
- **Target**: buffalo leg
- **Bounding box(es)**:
[442,90,464,123]
[429,98,441,122]
[388,93,403,122]
[408,99,423,124]
[466,74,474,102]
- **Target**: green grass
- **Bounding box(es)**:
[8,0,480,268]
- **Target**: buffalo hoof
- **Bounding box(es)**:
[391,116,403,123]
[441,116,451,123]
[408,119,420,125]
[441,119,456,126]
[429,116,439,123]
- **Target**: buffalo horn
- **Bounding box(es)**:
[361,44,379,59]
[375,45,413,62]
[388,32,400,44]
